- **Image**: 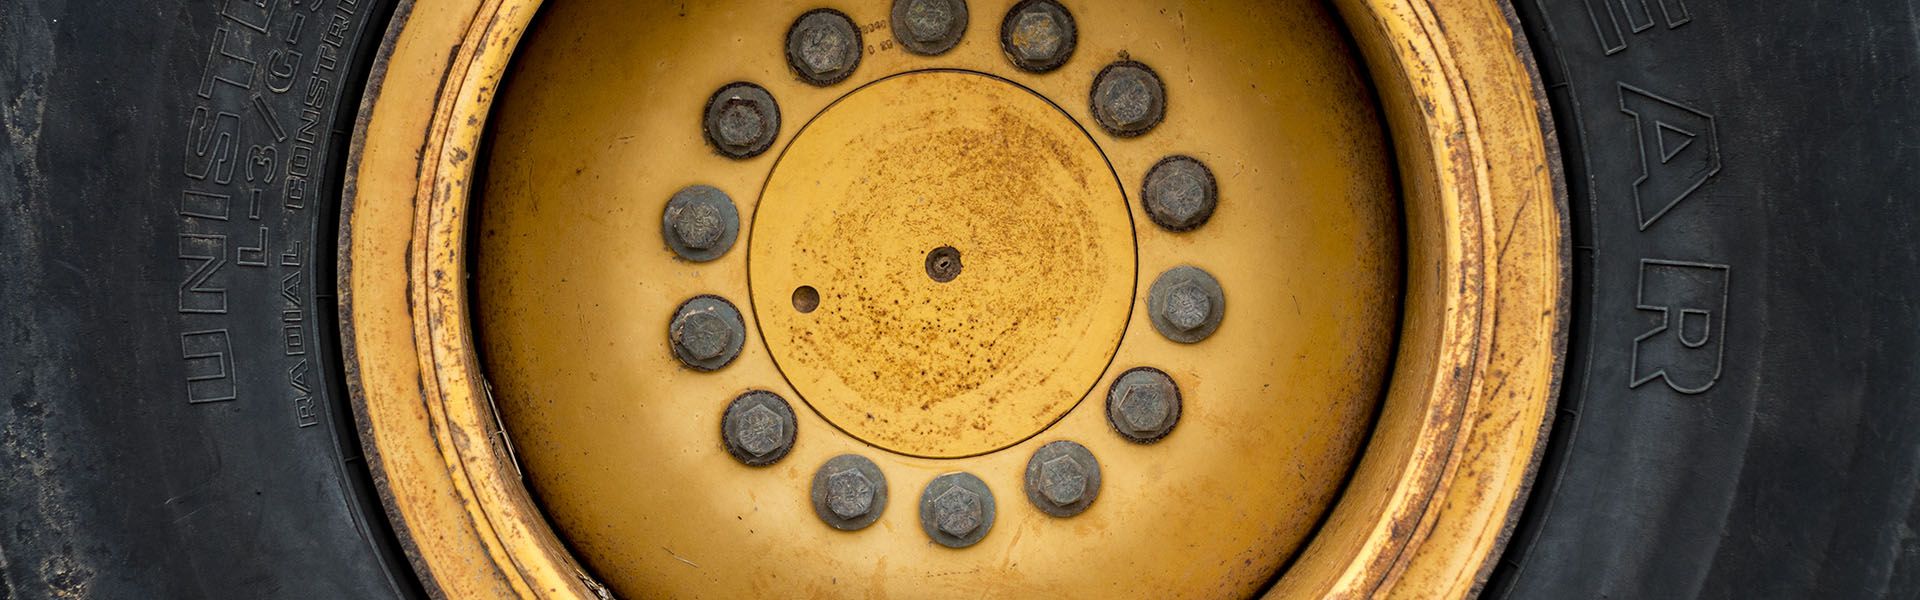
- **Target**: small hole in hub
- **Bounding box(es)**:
[792,286,820,313]
[925,246,962,283]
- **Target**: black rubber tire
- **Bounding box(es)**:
[0,1,415,598]
[1491,0,1920,597]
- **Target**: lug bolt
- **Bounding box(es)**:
[721,391,797,466]
[1106,367,1182,443]
[1090,60,1167,137]
[1024,440,1101,517]
[1000,0,1076,73]
[893,0,968,56]
[920,472,995,548]
[669,295,746,371]
[1147,265,1225,343]
[703,82,781,159]
[662,185,739,262]
[787,9,862,86]
[1141,155,1218,232]
[811,454,888,531]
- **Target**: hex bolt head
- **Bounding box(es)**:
[737,406,782,455]
[934,488,982,536]
[1012,13,1061,59]
[811,454,888,531]
[920,472,995,548]
[703,82,781,159]
[1118,384,1171,431]
[826,470,877,518]
[661,185,740,262]
[1106,367,1182,444]
[1141,155,1218,231]
[677,313,732,360]
[1024,440,1101,517]
[715,101,764,146]
[999,0,1076,73]
[1038,457,1086,504]
[1146,265,1226,343]
[721,391,797,466]
[893,0,968,55]
[668,295,746,371]
[1163,281,1212,332]
[787,9,862,86]
[1090,61,1167,138]
[673,204,723,249]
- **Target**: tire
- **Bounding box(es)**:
[0,1,414,597]
[4,1,1919,598]
[1491,0,1920,597]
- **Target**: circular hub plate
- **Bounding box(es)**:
[751,70,1133,458]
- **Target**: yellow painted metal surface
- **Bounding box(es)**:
[343,0,1564,597]
[1271,0,1567,596]
[751,70,1134,458]
[337,0,592,597]
[471,0,1396,596]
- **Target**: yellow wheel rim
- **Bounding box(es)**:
[340,0,1565,597]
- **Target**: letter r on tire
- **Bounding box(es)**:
[1631,259,1730,394]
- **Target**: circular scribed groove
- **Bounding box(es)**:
[750,70,1135,459]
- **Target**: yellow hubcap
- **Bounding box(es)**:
[752,70,1134,458]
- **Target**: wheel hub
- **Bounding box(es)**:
[751,70,1134,458]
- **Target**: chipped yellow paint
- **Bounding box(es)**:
[750,70,1135,458]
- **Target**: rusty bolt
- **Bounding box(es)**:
[893,0,968,55]
[669,295,746,371]
[1141,155,1218,231]
[920,472,995,547]
[787,9,862,86]
[1038,456,1086,505]
[676,313,731,360]
[662,185,739,262]
[714,101,764,148]
[721,391,796,466]
[826,469,877,518]
[1000,0,1076,73]
[673,203,723,249]
[1147,266,1225,343]
[1091,61,1167,137]
[1163,281,1212,332]
[736,406,782,455]
[1024,440,1101,516]
[934,487,982,536]
[1118,382,1170,431]
[811,454,888,530]
[1106,367,1182,443]
[703,82,780,159]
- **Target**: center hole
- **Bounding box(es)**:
[925,246,963,283]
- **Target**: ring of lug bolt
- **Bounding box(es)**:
[786,9,863,86]
[674,0,1225,546]
[722,391,798,466]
